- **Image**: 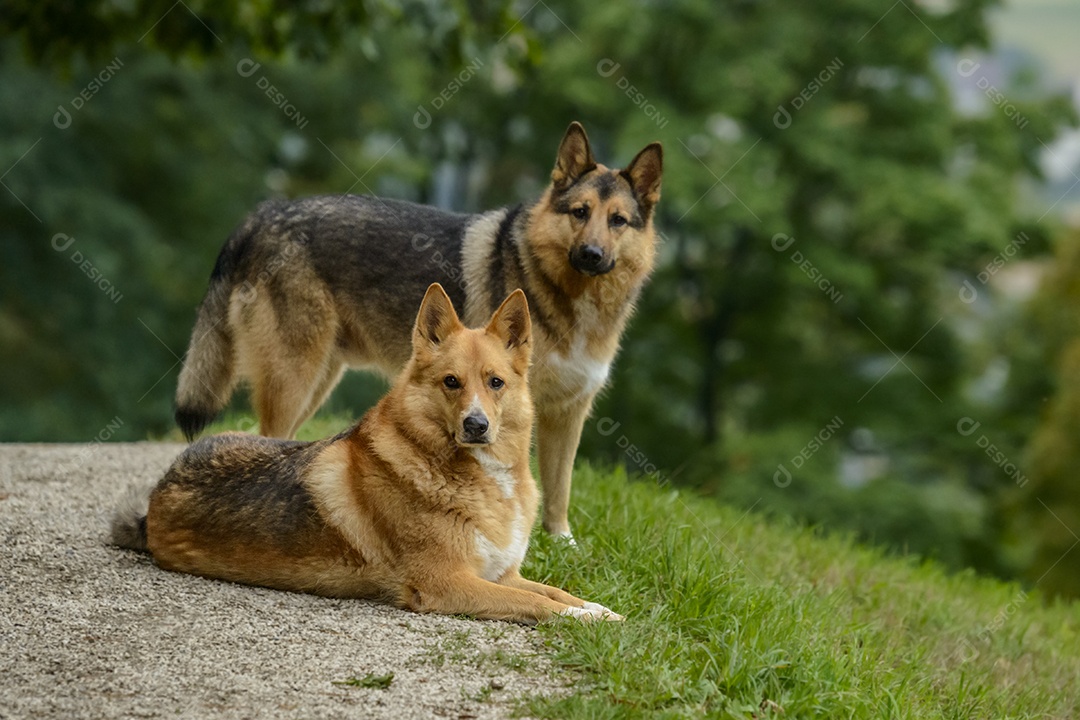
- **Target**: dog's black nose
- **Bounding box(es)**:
[578,245,604,268]
[463,414,489,439]
[570,245,614,276]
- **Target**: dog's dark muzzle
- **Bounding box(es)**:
[569,245,615,276]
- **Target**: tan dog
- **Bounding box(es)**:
[174,122,662,540]
[114,284,621,623]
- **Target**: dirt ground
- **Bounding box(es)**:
[0,443,560,719]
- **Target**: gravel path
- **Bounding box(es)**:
[0,443,560,719]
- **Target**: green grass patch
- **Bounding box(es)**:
[332,672,394,690]
[521,464,1080,719]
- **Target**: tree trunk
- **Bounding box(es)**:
[697,226,755,446]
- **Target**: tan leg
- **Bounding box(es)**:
[233,282,340,440]
[254,372,308,439]
[254,354,335,439]
[406,571,578,624]
[499,570,624,620]
[287,361,346,438]
[502,574,583,605]
[536,399,593,537]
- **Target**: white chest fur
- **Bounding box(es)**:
[471,449,516,499]
[544,337,612,397]
[474,510,529,582]
[542,296,614,398]
[470,449,530,581]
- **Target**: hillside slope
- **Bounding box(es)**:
[522,464,1080,718]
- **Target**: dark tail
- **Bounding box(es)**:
[175,243,242,441]
[110,484,153,552]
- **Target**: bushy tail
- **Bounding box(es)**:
[110,484,153,552]
[175,272,238,441]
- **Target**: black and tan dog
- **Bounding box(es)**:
[174,122,663,539]
[114,284,621,623]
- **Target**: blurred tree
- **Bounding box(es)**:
[1009,229,1080,597]
[1023,342,1080,598]
[2,0,517,70]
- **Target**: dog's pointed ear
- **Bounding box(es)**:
[552,121,597,192]
[486,289,531,355]
[621,142,663,213]
[413,283,463,348]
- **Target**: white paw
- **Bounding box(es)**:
[554,531,577,547]
[558,602,624,622]
[583,601,624,621]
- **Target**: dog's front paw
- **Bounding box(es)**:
[582,601,624,621]
[559,602,624,622]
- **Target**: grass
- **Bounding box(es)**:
[520,464,1080,719]
[413,628,475,668]
[168,413,1080,716]
[411,625,533,673]
[332,672,394,689]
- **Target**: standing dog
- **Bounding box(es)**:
[174,122,663,539]
[115,284,621,623]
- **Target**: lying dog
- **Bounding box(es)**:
[113,284,621,623]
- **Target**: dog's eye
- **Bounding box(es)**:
[489,376,504,390]
[610,214,627,227]
[443,375,461,389]
[571,206,589,220]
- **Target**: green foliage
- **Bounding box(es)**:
[521,465,1080,718]
[1006,229,1080,598]
[0,42,282,439]
[2,0,515,70]
[699,426,998,575]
